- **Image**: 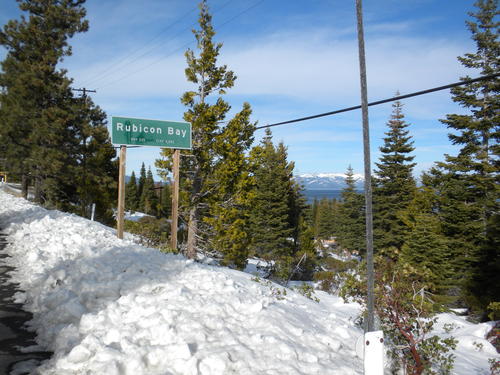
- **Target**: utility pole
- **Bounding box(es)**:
[355,0,375,334]
[356,1,383,373]
[72,87,96,99]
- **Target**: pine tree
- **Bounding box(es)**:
[205,103,255,269]
[159,182,172,218]
[140,167,158,216]
[137,162,147,210]
[248,130,306,279]
[0,0,115,218]
[373,100,416,256]
[310,198,320,237]
[336,166,366,255]
[400,200,454,305]
[294,219,318,281]
[72,95,117,222]
[316,198,339,240]
[126,171,139,212]
[431,0,499,317]
[0,0,89,204]
[155,0,254,259]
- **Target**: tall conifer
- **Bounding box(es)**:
[336,166,366,255]
[432,0,499,316]
[137,162,147,210]
[140,167,158,216]
[155,0,254,259]
[126,171,139,212]
[248,129,305,278]
[373,100,416,256]
[0,0,89,204]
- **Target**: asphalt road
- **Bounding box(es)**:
[0,232,52,375]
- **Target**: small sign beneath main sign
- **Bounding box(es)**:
[111,116,192,149]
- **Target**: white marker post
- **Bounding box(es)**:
[364,331,384,374]
[117,145,126,239]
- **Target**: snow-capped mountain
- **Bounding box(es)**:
[296,173,364,190]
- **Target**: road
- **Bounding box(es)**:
[0,232,52,374]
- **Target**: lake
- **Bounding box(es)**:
[303,190,343,203]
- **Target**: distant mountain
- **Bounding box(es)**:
[295,173,364,190]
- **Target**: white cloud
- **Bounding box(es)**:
[66,26,472,109]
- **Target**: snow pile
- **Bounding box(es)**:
[124,211,152,222]
[1,190,498,375]
[433,313,499,374]
[0,191,363,375]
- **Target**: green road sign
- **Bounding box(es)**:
[111,116,192,149]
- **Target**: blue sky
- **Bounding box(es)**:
[1,0,478,180]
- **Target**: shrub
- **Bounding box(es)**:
[124,216,170,248]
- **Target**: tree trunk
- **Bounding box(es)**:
[186,206,198,259]
[34,175,42,203]
[409,344,424,375]
[21,173,29,199]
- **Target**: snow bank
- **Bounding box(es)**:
[433,313,499,375]
[0,191,363,375]
[1,190,497,375]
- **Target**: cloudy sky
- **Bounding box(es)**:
[0,0,479,179]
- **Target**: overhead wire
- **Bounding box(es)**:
[95,0,266,90]
[82,0,235,88]
[255,73,500,130]
[80,4,199,88]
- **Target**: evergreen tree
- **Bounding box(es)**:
[400,201,454,305]
[72,95,117,222]
[316,198,339,240]
[373,100,416,256]
[205,104,255,269]
[249,130,294,260]
[155,0,254,259]
[310,198,320,236]
[0,0,116,220]
[248,129,306,279]
[294,219,318,281]
[159,182,172,218]
[429,0,499,316]
[137,162,147,210]
[140,167,158,216]
[126,171,139,212]
[0,0,89,204]
[336,166,366,255]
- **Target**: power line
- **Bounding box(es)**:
[80,5,199,88]
[95,0,266,90]
[82,0,235,88]
[255,73,500,130]
[72,87,96,98]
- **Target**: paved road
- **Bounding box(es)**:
[0,232,52,375]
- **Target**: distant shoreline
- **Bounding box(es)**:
[303,189,342,203]
[302,189,364,203]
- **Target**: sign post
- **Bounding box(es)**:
[171,149,180,250]
[111,116,191,244]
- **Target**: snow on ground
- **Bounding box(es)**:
[0,189,498,374]
[0,191,363,375]
[433,313,498,375]
[124,211,153,222]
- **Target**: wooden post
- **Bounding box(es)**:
[171,149,180,250]
[117,145,126,239]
